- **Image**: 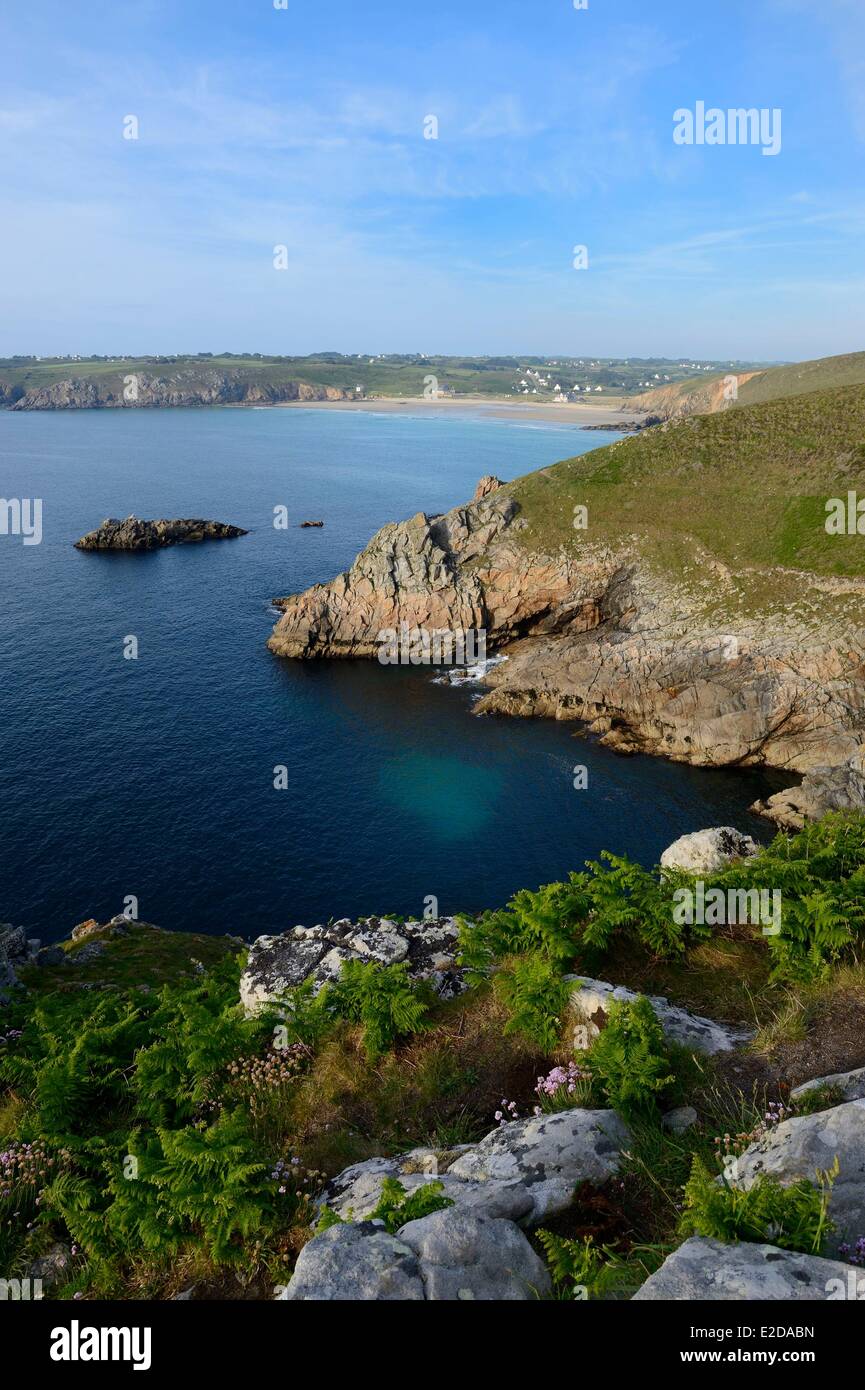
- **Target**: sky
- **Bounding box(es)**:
[1,0,863,360]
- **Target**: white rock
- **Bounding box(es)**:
[398,1207,551,1300]
[728,1101,865,1258]
[277,1222,425,1301]
[660,827,759,875]
[633,1237,863,1300]
[320,1109,631,1229]
[568,976,751,1054]
[791,1067,865,1107]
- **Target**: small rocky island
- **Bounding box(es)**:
[74,516,248,551]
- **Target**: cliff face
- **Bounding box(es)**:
[630,373,761,421]
[268,481,865,827]
[8,373,354,410]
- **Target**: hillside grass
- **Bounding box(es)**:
[507,382,865,587]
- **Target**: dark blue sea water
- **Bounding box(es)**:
[0,406,782,945]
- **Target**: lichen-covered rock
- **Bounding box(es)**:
[240,916,465,1013]
[727,1101,865,1257]
[320,1109,630,1230]
[74,517,247,551]
[320,1152,535,1227]
[277,1222,425,1301]
[446,1109,631,1223]
[633,1237,861,1301]
[568,976,751,1055]
[397,1207,550,1300]
[278,1208,550,1301]
[791,1068,865,1107]
[660,827,759,874]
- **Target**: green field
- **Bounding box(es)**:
[0,352,772,404]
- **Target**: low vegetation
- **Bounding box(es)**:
[3,812,865,1299]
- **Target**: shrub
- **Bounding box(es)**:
[459,813,865,986]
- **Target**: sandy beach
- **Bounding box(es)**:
[267,395,641,429]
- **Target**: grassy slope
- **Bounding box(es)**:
[736,350,865,407]
[507,382,865,598]
[632,350,865,418]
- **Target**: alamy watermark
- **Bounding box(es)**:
[1,498,42,545]
[672,880,782,936]
[377,624,487,666]
[674,103,782,157]
[825,492,865,535]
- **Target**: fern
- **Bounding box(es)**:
[680,1154,836,1256]
[327,960,431,1061]
[583,996,676,1117]
[494,952,571,1051]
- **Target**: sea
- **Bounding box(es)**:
[0,405,783,943]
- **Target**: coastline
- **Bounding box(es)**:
[261,395,640,428]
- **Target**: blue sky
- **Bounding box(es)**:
[1,0,863,359]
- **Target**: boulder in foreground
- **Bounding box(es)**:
[633,1236,862,1301]
[660,826,759,874]
[74,516,248,550]
[321,1108,632,1229]
[278,1208,550,1301]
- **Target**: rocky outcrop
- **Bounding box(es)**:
[727,1101,865,1258]
[277,1208,551,1301]
[320,1108,632,1229]
[74,517,247,551]
[0,923,41,1002]
[791,1068,865,1107]
[279,1222,425,1301]
[267,479,865,822]
[630,373,761,422]
[660,827,759,874]
[9,373,354,411]
[473,474,504,500]
[633,1237,861,1301]
[752,751,865,830]
[568,977,751,1055]
[240,916,465,1014]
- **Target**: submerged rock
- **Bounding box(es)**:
[633,1237,861,1301]
[660,826,759,874]
[74,516,247,551]
[568,976,751,1055]
[240,916,465,1013]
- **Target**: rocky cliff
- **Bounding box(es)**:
[9,372,354,410]
[268,450,865,828]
